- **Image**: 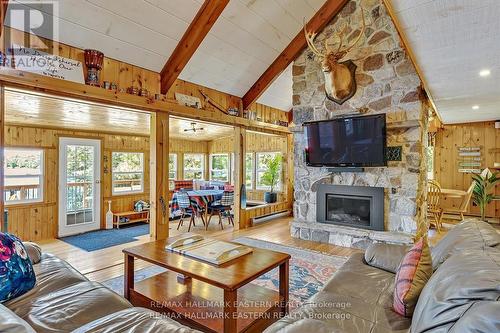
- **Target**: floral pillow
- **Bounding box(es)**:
[0,233,36,303]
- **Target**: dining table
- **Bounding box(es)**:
[440,188,467,199]
[170,189,224,224]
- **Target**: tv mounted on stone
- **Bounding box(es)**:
[304,114,387,169]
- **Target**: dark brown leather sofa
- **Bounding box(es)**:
[264,220,500,333]
[1,250,201,333]
[2,219,498,333]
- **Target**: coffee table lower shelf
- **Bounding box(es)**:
[129,270,284,333]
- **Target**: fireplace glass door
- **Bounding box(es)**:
[325,194,371,227]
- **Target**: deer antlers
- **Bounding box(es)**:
[304,29,324,59]
[304,6,366,60]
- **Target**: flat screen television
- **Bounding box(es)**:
[304,114,387,167]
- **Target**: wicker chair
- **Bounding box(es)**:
[427,180,443,232]
[176,191,205,232]
[206,191,234,230]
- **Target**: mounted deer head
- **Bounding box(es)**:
[304,6,366,105]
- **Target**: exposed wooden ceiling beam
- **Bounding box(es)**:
[160,0,229,94]
[0,0,9,40]
[242,0,348,110]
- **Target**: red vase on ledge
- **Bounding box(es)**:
[84,49,104,86]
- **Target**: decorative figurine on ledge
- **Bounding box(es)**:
[84,49,104,86]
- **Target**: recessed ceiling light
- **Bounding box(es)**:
[479,69,491,77]
[472,105,480,110]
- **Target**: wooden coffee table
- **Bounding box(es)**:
[123,234,291,333]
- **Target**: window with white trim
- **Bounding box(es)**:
[210,153,229,182]
[256,152,282,191]
[112,152,144,195]
[169,153,177,190]
[184,153,204,180]
[245,153,254,190]
[4,148,44,204]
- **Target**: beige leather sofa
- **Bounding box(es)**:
[1,249,201,333]
[265,220,500,333]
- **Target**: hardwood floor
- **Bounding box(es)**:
[39,215,453,283]
[39,216,362,283]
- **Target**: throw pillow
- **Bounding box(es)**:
[0,233,36,303]
[393,237,432,317]
[22,242,42,264]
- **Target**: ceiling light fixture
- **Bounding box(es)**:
[479,69,491,77]
[472,105,480,110]
[183,122,204,133]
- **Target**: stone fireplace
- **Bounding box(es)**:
[317,184,384,231]
[290,0,429,249]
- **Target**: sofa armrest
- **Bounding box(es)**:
[0,304,36,333]
[364,243,410,273]
[23,242,42,264]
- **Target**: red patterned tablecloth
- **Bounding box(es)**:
[171,190,224,213]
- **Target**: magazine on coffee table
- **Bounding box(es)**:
[165,234,253,265]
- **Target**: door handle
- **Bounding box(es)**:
[95,180,101,184]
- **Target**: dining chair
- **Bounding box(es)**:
[427,180,443,232]
[176,191,192,231]
[443,182,474,221]
[206,191,234,230]
[176,191,205,232]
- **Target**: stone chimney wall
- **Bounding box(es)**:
[291,0,426,238]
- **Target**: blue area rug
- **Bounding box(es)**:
[60,223,149,252]
[102,237,347,307]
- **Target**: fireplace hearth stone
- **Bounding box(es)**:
[291,221,413,250]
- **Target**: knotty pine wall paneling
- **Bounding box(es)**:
[5,27,160,94]
[6,27,290,125]
[434,121,499,218]
[247,103,289,125]
[4,125,150,241]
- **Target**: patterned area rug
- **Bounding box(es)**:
[233,237,347,306]
[103,237,347,307]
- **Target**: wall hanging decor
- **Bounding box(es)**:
[304,6,367,104]
[84,49,104,86]
[176,92,202,109]
[457,147,482,173]
[11,44,84,83]
[198,89,230,114]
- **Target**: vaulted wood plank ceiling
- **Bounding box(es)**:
[6,0,326,111]
[7,0,497,123]
[389,0,500,123]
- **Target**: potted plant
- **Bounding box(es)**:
[471,168,500,221]
[261,155,282,203]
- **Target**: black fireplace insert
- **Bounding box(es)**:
[317,184,384,231]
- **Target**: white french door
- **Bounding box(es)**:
[58,138,101,237]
